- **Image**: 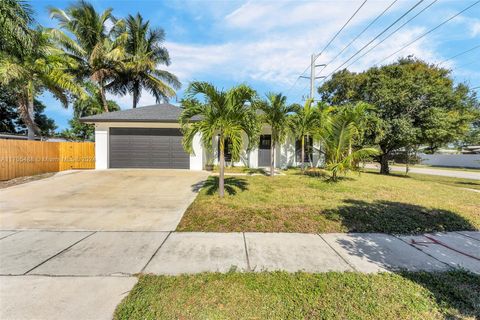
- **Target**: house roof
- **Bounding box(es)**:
[79,103,199,123]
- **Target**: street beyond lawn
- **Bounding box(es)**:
[177,170,480,233]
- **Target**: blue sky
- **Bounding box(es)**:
[30,0,480,131]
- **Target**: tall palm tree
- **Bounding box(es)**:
[320,104,379,181]
[0,30,85,139]
[48,0,126,112]
[180,82,259,197]
[73,82,119,118]
[289,99,322,171]
[0,0,34,56]
[257,92,296,177]
[109,13,181,108]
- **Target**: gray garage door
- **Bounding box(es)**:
[109,128,189,169]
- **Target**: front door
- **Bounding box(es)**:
[258,135,271,167]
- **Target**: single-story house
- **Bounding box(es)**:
[80,103,322,170]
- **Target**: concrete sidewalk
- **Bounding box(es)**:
[1,230,478,276]
[1,230,479,319]
[365,163,480,180]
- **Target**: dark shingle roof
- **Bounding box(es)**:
[80,103,199,123]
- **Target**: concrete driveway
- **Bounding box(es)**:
[0,169,208,231]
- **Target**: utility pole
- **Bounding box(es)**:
[300,53,326,100]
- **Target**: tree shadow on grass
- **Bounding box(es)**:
[197,176,249,196]
[400,270,480,319]
[455,181,480,187]
[323,199,476,234]
[323,200,479,318]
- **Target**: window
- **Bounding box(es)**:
[295,136,313,163]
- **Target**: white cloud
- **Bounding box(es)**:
[125,0,449,103]
[470,21,480,37]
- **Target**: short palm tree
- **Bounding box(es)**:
[257,93,296,176]
[0,0,34,56]
[180,82,259,197]
[109,13,181,108]
[289,99,321,171]
[0,30,85,139]
[48,0,126,112]
[320,103,379,181]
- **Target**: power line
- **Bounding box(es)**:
[316,0,398,76]
[451,58,480,71]
[344,0,438,70]
[375,0,480,65]
[315,0,368,58]
[319,0,426,83]
[438,43,480,65]
[285,0,368,96]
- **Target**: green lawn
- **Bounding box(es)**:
[177,170,479,234]
[115,271,480,320]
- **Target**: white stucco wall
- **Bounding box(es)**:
[190,133,204,170]
[419,153,480,168]
[94,124,109,169]
[91,122,324,170]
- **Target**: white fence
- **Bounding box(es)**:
[418,153,480,168]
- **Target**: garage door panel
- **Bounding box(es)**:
[109,128,190,169]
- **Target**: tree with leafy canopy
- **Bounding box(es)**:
[61,82,119,141]
[318,58,479,174]
[180,82,259,197]
[257,93,297,176]
[48,0,126,112]
[0,0,34,56]
[0,30,85,139]
[0,85,57,136]
[108,13,180,108]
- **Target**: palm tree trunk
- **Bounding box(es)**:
[99,83,109,113]
[219,134,225,197]
[133,91,138,109]
[132,83,140,109]
[27,97,35,140]
[270,137,275,177]
[301,135,305,172]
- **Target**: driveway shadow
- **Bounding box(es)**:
[323,199,476,234]
[193,176,248,196]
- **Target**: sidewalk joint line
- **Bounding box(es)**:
[242,233,251,272]
[455,231,480,242]
[393,234,454,271]
[317,234,357,271]
[140,231,172,273]
[24,231,97,275]
[0,230,20,241]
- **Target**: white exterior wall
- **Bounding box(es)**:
[92,122,324,170]
[190,133,204,170]
[94,124,109,169]
[419,153,480,168]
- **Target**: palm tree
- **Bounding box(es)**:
[257,93,296,176]
[0,30,85,139]
[289,99,321,171]
[48,0,126,112]
[320,103,379,181]
[109,13,181,108]
[73,82,119,118]
[0,0,34,55]
[180,82,259,197]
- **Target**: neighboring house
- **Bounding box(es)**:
[80,103,322,170]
